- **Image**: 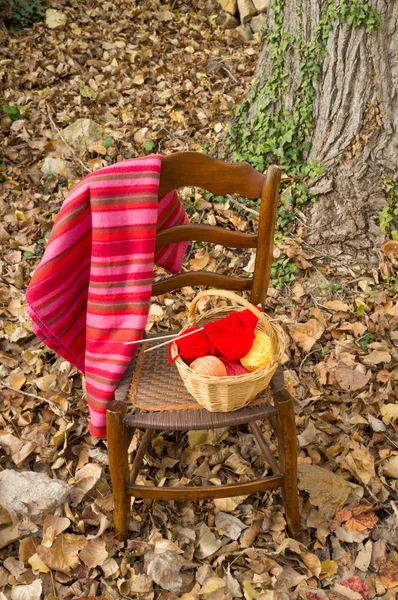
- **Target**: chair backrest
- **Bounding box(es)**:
[154,152,281,308]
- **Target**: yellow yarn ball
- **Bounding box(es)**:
[240,331,272,372]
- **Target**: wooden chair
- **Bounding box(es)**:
[107,153,302,541]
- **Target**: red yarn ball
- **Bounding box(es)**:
[168,308,259,364]
[169,327,215,363]
[204,309,258,361]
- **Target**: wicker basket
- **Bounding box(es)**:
[170,290,286,412]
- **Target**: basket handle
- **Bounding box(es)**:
[187,289,264,326]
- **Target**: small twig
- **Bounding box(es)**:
[49,569,57,598]
[364,483,379,503]
[226,195,260,217]
[46,104,91,174]
[299,348,320,378]
[2,382,65,416]
[161,128,187,145]
[385,435,398,450]
[220,64,238,83]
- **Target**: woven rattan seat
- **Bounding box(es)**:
[118,332,276,429]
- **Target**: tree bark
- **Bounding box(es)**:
[237,1,398,271]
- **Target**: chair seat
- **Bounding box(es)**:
[115,331,276,431]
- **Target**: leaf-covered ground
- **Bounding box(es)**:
[1,1,398,599]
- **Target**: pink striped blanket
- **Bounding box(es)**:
[26,155,188,436]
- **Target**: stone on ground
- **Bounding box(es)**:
[238,0,257,23]
[0,470,70,514]
[251,13,267,32]
[236,23,253,41]
[57,119,104,154]
[217,0,237,14]
[217,11,239,28]
[252,0,269,12]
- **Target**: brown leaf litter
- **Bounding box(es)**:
[1,1,398,599]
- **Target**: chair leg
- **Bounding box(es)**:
[275,396,302,540]
[107,400,131,542]
[249,421,281,476]
[130,429,153,484]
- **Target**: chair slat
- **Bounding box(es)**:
[155,224,257,251]
[152,272,252,296]
[159,152,265,199]
[127,475,283,501]
[126,404,277,430]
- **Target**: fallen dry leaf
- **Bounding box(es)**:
[27,554,50,575]
[336,576,369,598]
[381,403,398,425]
[79,537,108,568]
[147,551,183,593]
[201,576,226,595]
[377,560,398,589]
[290,319,325,352]
[70,463,102,505]
[335,365,369,391]
[336,322,367,337]
[196,524,222,559]
[42,515,70,547]
[325,300,349,312]
[297,421,318,447]
[37,534,86,574]
[213,496,248,512]
[354,540,372,572]
[382,454,398,478]
[340,448,375,485]
[362,350,391,366]
[10,580,42,600]
[215,512,247,540]
[226,568,242,598]
[239,523,260,548]
[301,553,321,577]
[45,9,67,29]
[381,239,398,260]
[190,253,210,271]
[344,511,378,532]
[333,527,369,544]
[320,559,338,579]
[298,465,362,519]
[19,538,40,564]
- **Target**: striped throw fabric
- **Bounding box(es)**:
[26,155,189,436]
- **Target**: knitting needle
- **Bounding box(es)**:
[143,318,284,354]
[123,306,266,346]
[144,327,204,353]
[123,332,180,346]
[123,327,204,347]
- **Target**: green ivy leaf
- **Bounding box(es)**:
[103,136,113,149]
[143,141,155,152]
[3,105,26,120]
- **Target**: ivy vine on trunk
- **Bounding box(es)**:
[226,0,397,277]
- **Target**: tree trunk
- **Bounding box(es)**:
[229,0,398,271]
